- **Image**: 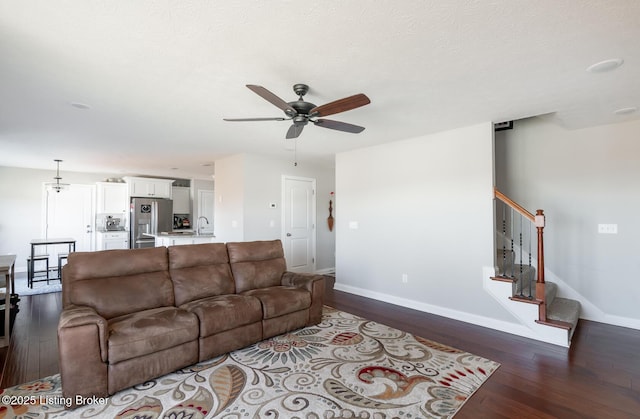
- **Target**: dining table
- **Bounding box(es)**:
[29,237,76,287]
[0,254,16,348]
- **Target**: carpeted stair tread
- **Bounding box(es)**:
[544,281,557,306]
[511,265,537,298]
[496,249,515,272]
[495,239,581,345]
[547,297,581,338]
[496,250,537,294]
[509,264,536,280]
[496,251,536,279]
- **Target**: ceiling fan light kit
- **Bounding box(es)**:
[224,83,370,139]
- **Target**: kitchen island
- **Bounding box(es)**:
[144,232,218,247]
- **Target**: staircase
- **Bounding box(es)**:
[490,189,581,346]
[496,249,580,341]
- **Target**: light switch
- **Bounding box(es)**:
[349,221,359,229]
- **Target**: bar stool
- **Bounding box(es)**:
[27,254,49,288]
[57,253,69,281]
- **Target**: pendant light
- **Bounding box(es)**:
[46,159,70,193]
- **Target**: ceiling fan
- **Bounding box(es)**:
[223,84,371,139]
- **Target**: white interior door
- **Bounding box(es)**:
[197,189,215,234]
[282,176,316,273]
[44,184,95,257]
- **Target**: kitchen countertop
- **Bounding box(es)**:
[144,232,216,238]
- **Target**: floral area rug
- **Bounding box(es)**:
[0,307,499,418]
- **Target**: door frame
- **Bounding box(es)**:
[41,183,96,251]
[197,189,215,234]
[281,175,317,273]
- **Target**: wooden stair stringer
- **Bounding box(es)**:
[536,319,572,330]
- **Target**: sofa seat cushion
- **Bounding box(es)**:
[180,294,263,338]
[108,307,199,364]
[241,286,311,320]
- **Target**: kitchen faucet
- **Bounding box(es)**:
[196,216,209,235]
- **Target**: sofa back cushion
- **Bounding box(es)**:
[227,240,286,293]
[63,247,174,320]
[168,243,235,306]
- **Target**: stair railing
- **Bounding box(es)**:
[494,188,547,322]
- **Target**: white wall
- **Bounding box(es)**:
[214,153,336,271]
[336,122,517,325]
[213,154,245,242]
[495,117,640,327]
[0,166,113,271]
[192,177,215,228]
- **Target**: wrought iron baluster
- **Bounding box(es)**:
[519,215,525,298]
[493,189,546,312]
[510,207,515,278]
[502,202,506,276]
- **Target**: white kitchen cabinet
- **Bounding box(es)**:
[97,231,129,250]
[96,182,128,214]
[172,186,191,214]
[123,177,174,198]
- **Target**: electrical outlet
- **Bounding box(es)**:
[402,274,408,284]
[598,224,618,234]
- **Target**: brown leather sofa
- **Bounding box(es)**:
[57,240,324,405]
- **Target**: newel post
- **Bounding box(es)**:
[535,209,545,285]
[535,209,546,320]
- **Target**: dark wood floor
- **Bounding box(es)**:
[2,283,639,418]
[0,291,62,388]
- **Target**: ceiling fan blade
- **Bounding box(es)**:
[286,124,304,139]
[246,85,297,116]
[309,93,370,117]
[313,119,365,134]
[223,117,287,122]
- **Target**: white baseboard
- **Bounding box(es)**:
[331,281,554,345]
[542,268,640,331]
[314,267,335,275]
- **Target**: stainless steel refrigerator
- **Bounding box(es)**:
[130,197,173,249]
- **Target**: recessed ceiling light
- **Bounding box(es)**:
[613,107,637,115]
[70,102,91,110]
[586,58,624,73]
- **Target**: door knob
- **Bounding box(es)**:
[286,233,292,237]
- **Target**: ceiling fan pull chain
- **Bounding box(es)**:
[294,139,298,167]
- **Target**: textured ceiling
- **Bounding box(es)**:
[1,1,639,179]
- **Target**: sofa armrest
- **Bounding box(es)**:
[58,305,110,402]
[59,305,108,362]
[281,271,324,291]
[281,272,325,325]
